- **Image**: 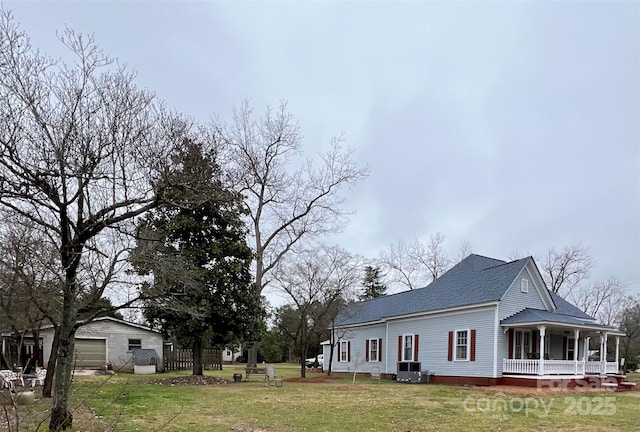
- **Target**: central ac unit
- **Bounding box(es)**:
[396,362,422,383]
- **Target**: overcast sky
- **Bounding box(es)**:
[7,1,639,297]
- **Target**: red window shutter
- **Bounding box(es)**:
[379,338,383,362]
[470,329,476,361]
[508,329,513,359]
[447,331,453,361]
[414,335,419,361]
[348,341,351,362]
[365,340,369,362]
[398,335,402,361]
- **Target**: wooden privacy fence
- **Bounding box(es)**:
[163,348,222,371]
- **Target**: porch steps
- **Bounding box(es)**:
[618,382,636,392]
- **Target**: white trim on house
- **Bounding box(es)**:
[502,321,626,336]
[511,329,533,359]
[525,260,556,311]
[401,334,414,361]
[493,306,499,378]
[368,338,380,362]
[39,316,160,335]
[386,302,500,325]
[499,262,555,312]
[385,321,389,374]
[454,329,471,361]
[339,340,349,362]
[334,301,500,329]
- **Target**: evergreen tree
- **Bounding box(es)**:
[360,266,387,300]
[130,140,262,375]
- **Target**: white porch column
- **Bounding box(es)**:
[584,336,590,372]
[538,325,546,375]
[615,336,620,373]
[599,332,608,376]
[574,329,580,375]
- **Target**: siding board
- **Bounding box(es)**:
[387,307,495,377]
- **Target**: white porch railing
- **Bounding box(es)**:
[503,359,585,375]
[585,361,619,374]
[502,359,540,374]
[547,360,581,374]
[585,361,600,374]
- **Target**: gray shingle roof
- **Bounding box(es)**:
[548,291,595,320]
[500,308,621,334]
[500,308,590,326]
[336,254,530,326]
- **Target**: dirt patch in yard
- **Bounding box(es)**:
[142,375,229,385]
[284,375,342,383]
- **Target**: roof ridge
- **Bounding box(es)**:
[481,256,530,271]
[468,253,507,263]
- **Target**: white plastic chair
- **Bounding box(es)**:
[0,370,24,389]
[371,366,381,383]
[265,364,283,387]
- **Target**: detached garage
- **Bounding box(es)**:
[74,339,107,369]
[41,317,164,371]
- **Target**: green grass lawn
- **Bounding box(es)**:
[4,364,639,431]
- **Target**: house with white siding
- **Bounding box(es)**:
[327,254,627,388]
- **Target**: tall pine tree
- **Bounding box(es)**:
[131,140,262,375]
[360,266,387,300]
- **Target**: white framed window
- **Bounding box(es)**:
[369,338,379,362]
[128,338,142,351]
[513,329,532,359]
[566,338,576,360]
[521,279,529,293]
[403,334,414,361]
[455,330,469,361]
[339,340,349,362]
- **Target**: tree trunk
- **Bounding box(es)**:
[327,327,335,376]
[43,325,60,398]
[192,337,203,376]
[49,289,77,431]
[299,318,307,378]
[300,346,307,378]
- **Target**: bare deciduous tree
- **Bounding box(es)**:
[414,232,450,282]
[217,100,368,294]
[272,245,361,377]
[378,240,424,290]
[542,243,594,297]
[506,249,530,261]
[379,234,452,290]
[454,239,473,264]
[618,295,640,373]
[0,12,185,430]
[570,277,627,326]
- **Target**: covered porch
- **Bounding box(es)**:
[501,320,625,378]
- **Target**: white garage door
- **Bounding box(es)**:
[74,339,106,369]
